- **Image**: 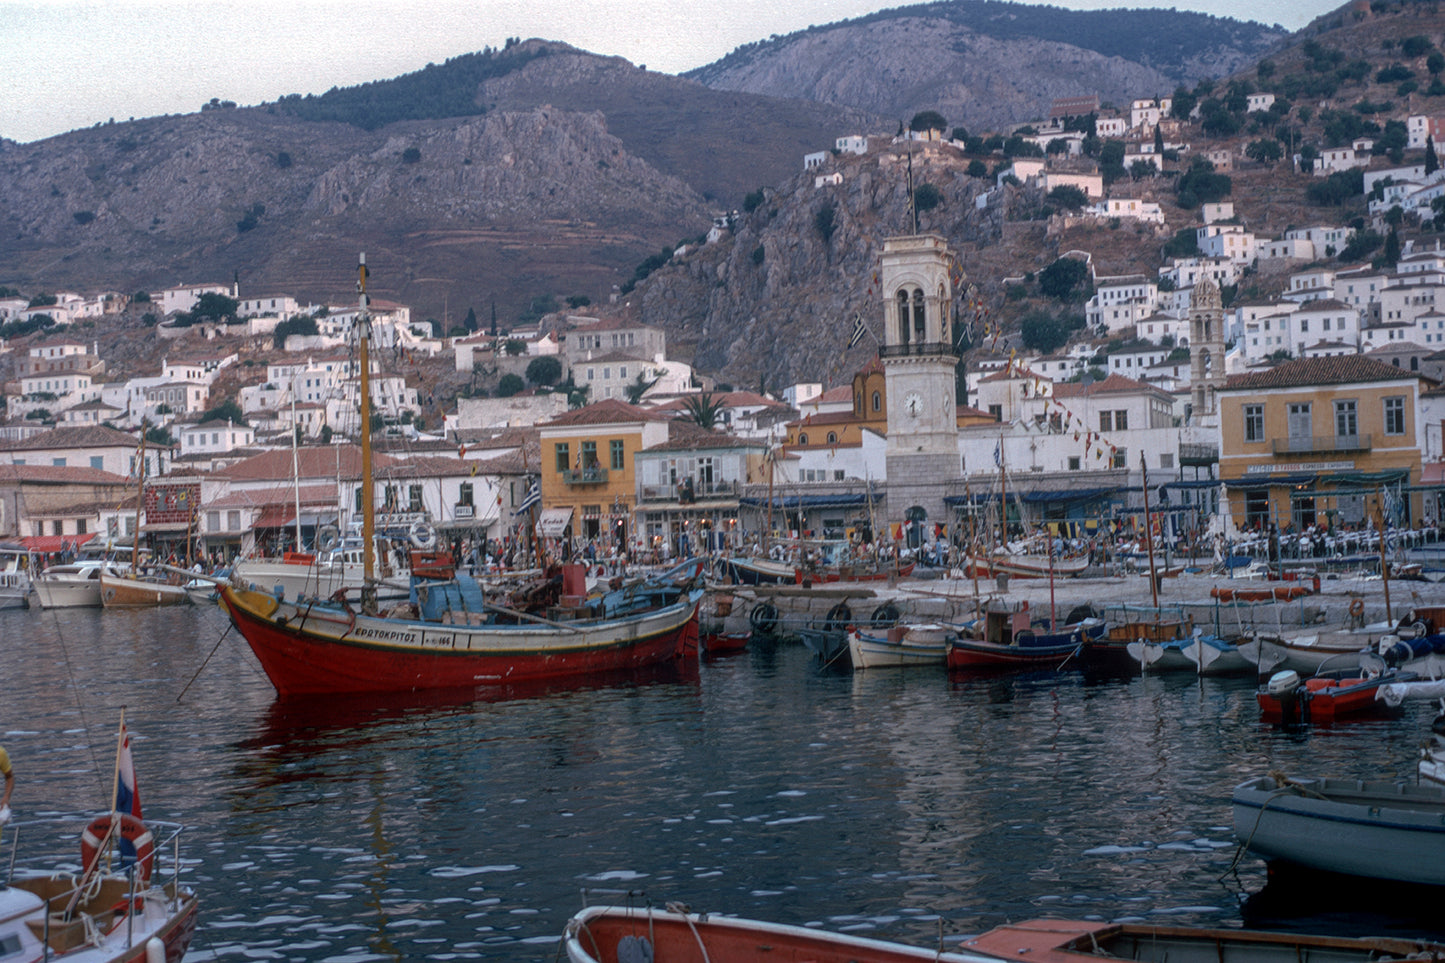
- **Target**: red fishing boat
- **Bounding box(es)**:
[218,256,704,697]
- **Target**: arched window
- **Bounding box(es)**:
[912,289,926,343]
[871,390,882,412]
[826,431,838,444]
[896,290,912,344]
[798,433,809,445]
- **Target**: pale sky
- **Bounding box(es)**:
[2,0,1342,145]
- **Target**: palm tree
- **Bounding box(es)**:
[625,372,659,404]
[680,392,725,428]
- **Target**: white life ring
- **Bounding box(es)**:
[408,520,436,549]
[316,525,341,553]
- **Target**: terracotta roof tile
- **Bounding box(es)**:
[1223,355,1426,390]
[0,425,139,451]
[0,464,131,485]
[541,399,661,427]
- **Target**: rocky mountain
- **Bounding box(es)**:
[688,1,1288,134]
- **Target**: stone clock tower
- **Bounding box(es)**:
[881,234,961,532]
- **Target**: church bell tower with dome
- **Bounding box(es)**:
[881,234,961,532]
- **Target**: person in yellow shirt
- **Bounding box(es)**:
[0,746,12,824]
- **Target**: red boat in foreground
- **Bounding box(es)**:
[563,907,1445,963]
[564,904,997,963]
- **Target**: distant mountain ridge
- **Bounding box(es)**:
[0,1,1295,358]
[688,0,1288,133]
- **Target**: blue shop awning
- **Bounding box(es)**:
[738,494,874,509]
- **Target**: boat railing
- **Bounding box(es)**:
[4,817,187,908]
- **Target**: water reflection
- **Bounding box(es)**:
[5,603,1445,961]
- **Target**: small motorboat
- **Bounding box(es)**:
[1233,773,1445,886]
[1255,663,1412,724]
[961,917,1445,962]
[564,903,997,963]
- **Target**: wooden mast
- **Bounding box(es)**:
[131,428,147,572]
[1141,451,1159,610]
[358,254,376,611]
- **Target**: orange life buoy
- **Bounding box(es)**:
[81,812,154,886]
[1349,599,1365,618]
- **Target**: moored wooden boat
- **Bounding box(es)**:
[99,571,190,607]
[563,904,997,963]
[960,917,1445,962]
[1232,773,1445,886]
[959,550,1090,580]
[847,622,949,669]
[1182,633,1256,676]
[219,563,705,696]
[947,611,1100,671]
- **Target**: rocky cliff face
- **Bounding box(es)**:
[0,105,711,319]
[689,11,1285,133]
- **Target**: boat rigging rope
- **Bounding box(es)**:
[1220,771,1326,880]
[666,902,713,963]
[175,623,232,703]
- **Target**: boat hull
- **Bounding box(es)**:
[1233,775,1445,886]
[947,637,1081,669]
[100,573,191,607]
[960,553,1089,580]
[218,585,700,696]
[848,626,948,669]
[565,904,996,963]
[29,576,102,608]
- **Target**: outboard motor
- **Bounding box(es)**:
[1267,669,1306,726]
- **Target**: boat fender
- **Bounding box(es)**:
[316,525,341,553]
[617,934,653,963]
[145,937,166,963]
[870,603,900,627]
[81,812,154,887]
[824,602,853,632]
[749,602,779,636]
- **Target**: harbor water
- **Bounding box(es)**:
[3,599,1443,961]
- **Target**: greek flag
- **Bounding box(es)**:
[993,441,1003,468]
[847,314,867,348]
[516,479,542,513]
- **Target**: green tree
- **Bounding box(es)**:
[1428,134,1439,176]
[1019,311,1080,353]
[401,146,421,163]
[191,292,238,323]
[272,315,319,349]
[462,307,478,332]
[496,373,525,397]
[966,159,988,178]
[320,424,333,444]
[680,392,725,429]
[525,355,562,386]
[913,183,942,212]
[1046,185,1088,209]
[625,372,659,403]
[1039,257,1090,301]
[1245,138,1283,165]
[200,399,247,425]
[909,110,947,134]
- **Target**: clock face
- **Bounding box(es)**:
[903,391,923,417]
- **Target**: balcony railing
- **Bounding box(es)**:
[879,341,959,359]
[562,467,609,485]
[1178,443,1219,466]
[1272,433,1371,455]
[638,480,742,504]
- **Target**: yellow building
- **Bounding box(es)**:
[1218,356,1426,532]
[536,399,671,550]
